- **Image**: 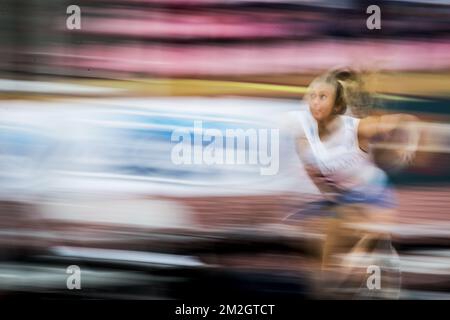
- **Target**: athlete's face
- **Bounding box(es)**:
[306,82,336,122]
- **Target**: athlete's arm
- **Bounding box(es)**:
[358,113,421,163]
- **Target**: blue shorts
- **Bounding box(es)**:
[335,183,397,209]
[286,178,397,221]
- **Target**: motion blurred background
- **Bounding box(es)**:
[0,0,449,299]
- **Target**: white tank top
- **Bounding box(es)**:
[295,110,387,192]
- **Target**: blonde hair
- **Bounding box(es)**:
[309,69,375,118]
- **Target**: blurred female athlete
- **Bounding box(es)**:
[291,69,420,298]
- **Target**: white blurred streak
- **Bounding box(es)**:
[38,199,194,229]
[338,251,450,275]
[348,222,450,237]
[0,79,124,95]
[53,246,204,267]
